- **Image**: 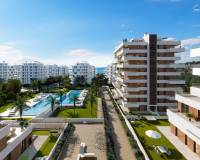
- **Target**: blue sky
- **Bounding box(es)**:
[0,0,200,66]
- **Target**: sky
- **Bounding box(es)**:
[0,0,200,66]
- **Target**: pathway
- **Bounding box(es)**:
[103,90,136,160]
[97,97,103,118]
[158,126,199,160]
[18,135,48,160]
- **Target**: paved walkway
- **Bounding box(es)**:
[59,124,106,160]
[103,90,136,160]
[97,97,103,118]
[157,126,199,160]
[18,135,48,160]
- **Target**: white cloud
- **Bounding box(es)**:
[193,4,200,12]
[181,37,200,46]
[65,49,96,58]
[0,44,112,67]
[0,43,26,64]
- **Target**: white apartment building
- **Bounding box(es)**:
[72,62,95,84]
[58,65,69,76]
[113,33,185,113]
[105,63,116,84]
[45,65,59,78]
[7,65,21,80]
[0,61,8,81]
[167,48,200,157]
[21,61,45,84]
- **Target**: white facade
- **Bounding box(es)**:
[72,62,95,84]
[0,61,8,81]
[105,64,116,84]
[7,65,21,80]
[45,65,59,78]
[58,65,69,76]
[21,61,45,84]
[0,61,70,84]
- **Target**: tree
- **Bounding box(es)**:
[48,95,56,113]
[88,89,96,115]
[58,89,65,108]
[72,94,79,117]
[15,96,26,120]
[74,75,87,87]
[56,76,63,88]
[92,74,108,95]
[6,79,22,95]
[63,75,71,89]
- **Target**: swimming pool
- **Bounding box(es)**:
[22,90,82,116]
[62,90,81,105]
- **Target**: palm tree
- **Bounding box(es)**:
[89,90,96,115]
[72,94,79,117]
[15,96,26,120]
[49,95,56,113]
[58,89,65,108]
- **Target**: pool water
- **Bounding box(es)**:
[23,90,82,116]
[62,90,81,105]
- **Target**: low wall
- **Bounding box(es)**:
[31,117,104,124]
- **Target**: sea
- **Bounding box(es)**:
[96,67,105,74]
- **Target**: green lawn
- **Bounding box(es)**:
[33,130,58,158]
[32,130,50,135]
[0,103,13,113]
[35,136,57,157]
[54,97,97,118]
[132,120,185,160]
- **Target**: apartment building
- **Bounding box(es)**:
[0,61,8,81]
[58,65,69,76]
[7,65,21,80]
[105,63,116,84]
[72,62,95,84]
[45,64,59,78]
[167,48,200,157]
[113,33,185,113]
[21,61,45,84]
[0,123,33,160]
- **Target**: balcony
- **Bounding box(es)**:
[157,95,175,101]
[115,48,147,57]
[157,87,182,92]
[124,56,147,61]
[116,63,147,68]
[157,63,185,68]
[157,48,185,53]
[121,71,147,76]
[157,80,185,84]
[167,109,200,144]
[157,72,181,76]
[157,57,178,61]
[157,40,181,46]
[125,102,147,108]
[175,93,200,110]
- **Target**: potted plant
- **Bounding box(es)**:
[186,112,193,121]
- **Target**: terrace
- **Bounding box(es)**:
[131,120,185,160]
